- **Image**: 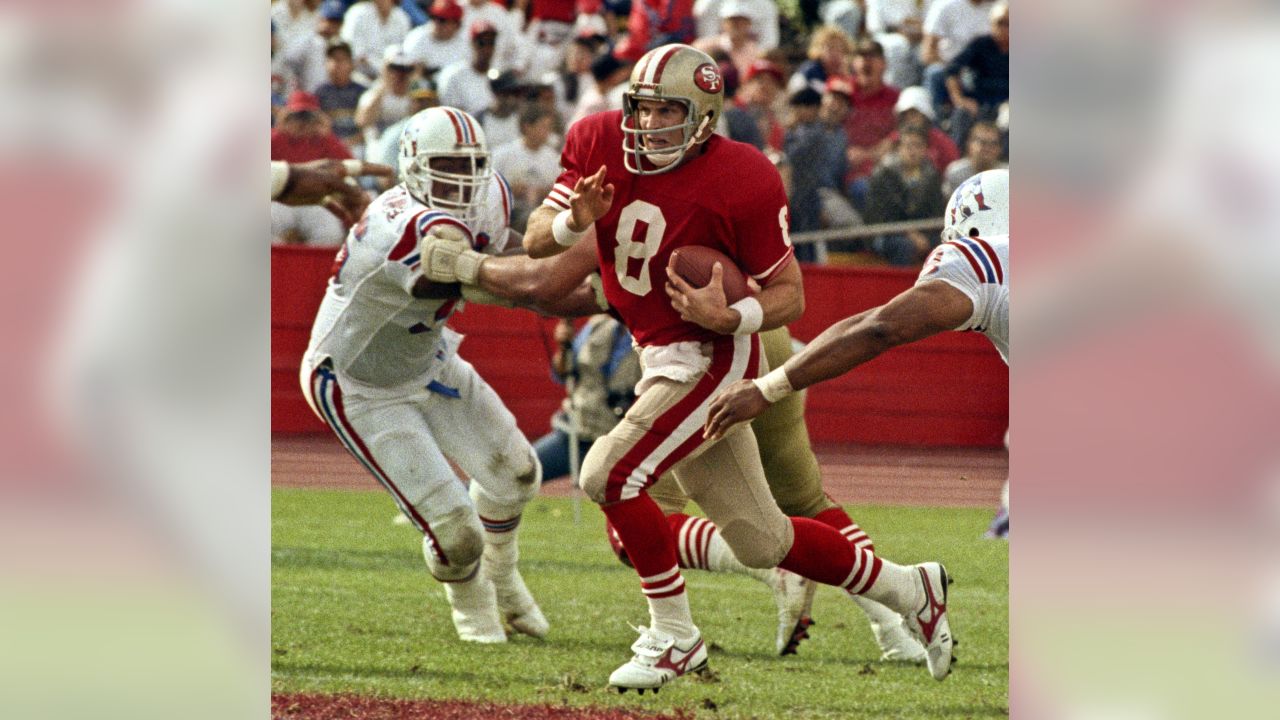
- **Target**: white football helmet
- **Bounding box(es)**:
[942,168,1009,242]
[398,106,492,223]
[621,44,724,175]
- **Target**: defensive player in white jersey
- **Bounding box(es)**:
[705,168,1009,437]
[300,106,551,644]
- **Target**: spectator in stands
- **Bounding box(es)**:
[533,316,640,483]
[272,0,322,50]
[693,0,778,51]
[476,71,528,150]
[553,33,604,123]
[272,1,328,93]
[315,41,368,156]
[944,1,1009,147]
[943,120,1006,196]
[865,0,926,89]
[722,59,786,154]
[272,23,295,121]
[355,45,417,158]
[437,22,499,116]
[787,25,853,95]
[460,0,528,73]
[403,0,469,79]
[841,40,901,207]
[782,88,846,262]
[864,126,945,266]
[887,86,960,177]
[342,0,413,83]
[316,0,348,41]
[693,1,763,80]
[492,104,563,231]
[271,90,357,247]
[922,0,994,121]
[570,51,630,125]
[271,90,355,163]
[371,83,439,174]
[524,0,580,79]
[614,0,697,59]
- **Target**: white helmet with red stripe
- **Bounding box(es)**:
[621,44,724,175]
[398,106,492,223]
[942,168,1009,242]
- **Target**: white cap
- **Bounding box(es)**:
[720,0,752,20]
[894,85,934,122]
[383,44,414,67]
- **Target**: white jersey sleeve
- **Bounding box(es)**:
[917,234,1009,363]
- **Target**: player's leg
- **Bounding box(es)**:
[754,327,926,662]
[643,473,812,656]
[676,420,954,680]
[426,355,548,639]
[305,363,505,643]
[580,354,759,692]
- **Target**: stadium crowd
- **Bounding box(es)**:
[271,0,1009,267]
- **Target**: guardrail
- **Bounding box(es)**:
[790,217,945,246]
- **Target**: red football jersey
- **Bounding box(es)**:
[544,111,795,347]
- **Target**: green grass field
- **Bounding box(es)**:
[272,489,1008,719]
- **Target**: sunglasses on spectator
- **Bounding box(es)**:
[474,38,496,47]
[388,64,414,72]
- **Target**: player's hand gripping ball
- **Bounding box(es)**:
[669,246,750,304]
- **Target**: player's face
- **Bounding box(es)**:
[428,156,484,205]
[635,99,688,152]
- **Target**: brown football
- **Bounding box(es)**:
[669,246,751,304]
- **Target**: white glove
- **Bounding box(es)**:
[420,225,487,285]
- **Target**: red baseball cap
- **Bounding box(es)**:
[429,0,463,22]
[744,60,784,88]
[824,77,854,98]
[284,90,321,114]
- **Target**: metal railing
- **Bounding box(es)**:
[790,217,945,246]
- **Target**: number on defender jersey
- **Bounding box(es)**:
[614,200,666,296]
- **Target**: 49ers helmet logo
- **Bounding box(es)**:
[693,63,722,93]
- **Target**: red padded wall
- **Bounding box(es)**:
[272,247,1008,446]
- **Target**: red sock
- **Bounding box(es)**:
[601,494,680,580]
[667,513,716,570]
[780,517,883,593]
[813,506,875,552]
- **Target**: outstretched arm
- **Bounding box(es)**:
[703,280,974,440]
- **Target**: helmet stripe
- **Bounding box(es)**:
[443,108,466,144]
[456,109,477,144]
[649,45,680,85]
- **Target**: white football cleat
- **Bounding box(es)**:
[444,576,506,644]
[903,562,954,680]
[771,568,816,655]
[608,626,708,693]
[490,567,549,639]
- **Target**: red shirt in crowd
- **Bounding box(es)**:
[843,83,900,177]
[270,128,354,164]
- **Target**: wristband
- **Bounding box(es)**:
[752,367,794,403]
[271,161,291,200]
[552,209,587,247]
[729,297,763,335]
[342,159,364,176]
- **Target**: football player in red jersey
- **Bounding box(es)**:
[521,43,956,690]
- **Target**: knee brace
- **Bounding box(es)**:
[421,506,485,582]
[715,517,791,569]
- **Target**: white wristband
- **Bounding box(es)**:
[342,159,365,176]
[552,209,587,247]
[729,297,763,335]
[752,367,794,404]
